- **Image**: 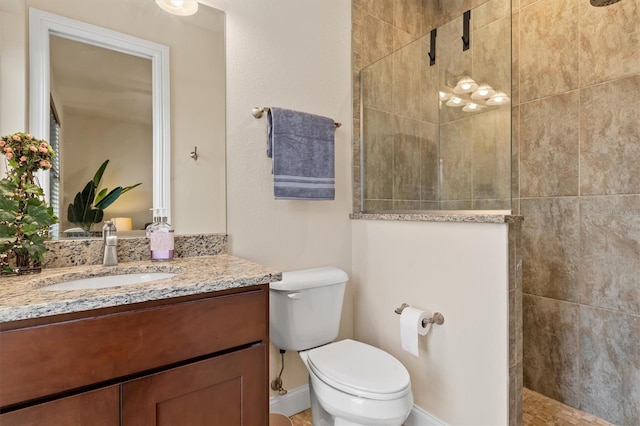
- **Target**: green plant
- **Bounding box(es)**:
[0,132,58,274]
[67,159,141,231]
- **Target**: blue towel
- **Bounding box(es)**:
[267,107,335,200]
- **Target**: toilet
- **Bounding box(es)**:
[270,267,414,426]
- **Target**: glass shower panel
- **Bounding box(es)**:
[361,35,439,211]
[360,0,511,213]
[438,3,512,211]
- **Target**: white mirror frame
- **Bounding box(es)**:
[29,8,171,224]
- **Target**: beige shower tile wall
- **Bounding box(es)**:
[514,0,640,424]
[519,0,580,102]
[420,121,439,200]
[519,91,580,197]
[392,116,422,200]
[473,107,512,201]
[578,0,640,86]
[580,77,640,195]
[392,41,423,119]
[473,7,511,100]
[440,119,473,200]
[353,0,436,212]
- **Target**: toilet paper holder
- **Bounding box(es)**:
[394,303,445,326]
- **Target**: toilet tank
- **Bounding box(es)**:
[269,267,348,351]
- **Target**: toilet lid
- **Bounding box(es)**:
[306,339,411,400]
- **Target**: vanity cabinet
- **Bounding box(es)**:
[0,285,269,426]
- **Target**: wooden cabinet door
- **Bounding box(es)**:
[122,343,267,426]
[0,385,119,426]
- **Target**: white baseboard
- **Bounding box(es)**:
[269,384,311,417]
[404,405,446,426]
[270,385,445,425]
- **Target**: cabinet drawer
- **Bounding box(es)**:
[0,287,267,408]
[0,385,119,426]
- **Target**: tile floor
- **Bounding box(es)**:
[288,388,615,426]
[289,409,312,426]
[523,388,614,426]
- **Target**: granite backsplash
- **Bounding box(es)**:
[43,234,228,268]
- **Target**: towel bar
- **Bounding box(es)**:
[252,107,341,128]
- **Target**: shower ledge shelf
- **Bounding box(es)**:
[350,212,523,224]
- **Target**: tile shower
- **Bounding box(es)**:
[514,0,640,424]
[353,0,640,424]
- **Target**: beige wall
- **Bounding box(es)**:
[0,0,226,234]
[201,0,353,396]
[352,220,510,424]
[0,0,26,178]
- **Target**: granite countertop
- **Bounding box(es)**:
[0,254,282,323]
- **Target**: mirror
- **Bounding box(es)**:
[29,8,170,234]
[19,0,227,237]
[50,36,154,233]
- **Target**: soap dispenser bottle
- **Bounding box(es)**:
[148,209,174,261]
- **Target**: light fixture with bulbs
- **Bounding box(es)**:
[486,91,510,106]
[453,76,478,94]
[446,97,465,107]
[462,102,483,112]
[155,0,198,16]
[471,84,496,100]
[440,76,509,113]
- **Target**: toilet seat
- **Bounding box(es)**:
[305,339,411,401]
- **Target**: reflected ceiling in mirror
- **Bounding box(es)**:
[50,36,152,127]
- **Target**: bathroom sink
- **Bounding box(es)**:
[39,272,177,291]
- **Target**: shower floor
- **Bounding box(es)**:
[287,388,614,426]
[523,388,614,426]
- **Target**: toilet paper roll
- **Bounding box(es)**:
[400,307,432,357]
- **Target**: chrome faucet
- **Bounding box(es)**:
[102,220,118,267]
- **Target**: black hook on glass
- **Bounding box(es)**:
[462,10,471,51]
[428,28,437,66]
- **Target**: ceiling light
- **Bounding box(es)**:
[446,97,465,107]
[453,76,478,94]
[486,91,510,106]
[155,0,198,16]
[471,84,496,100]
